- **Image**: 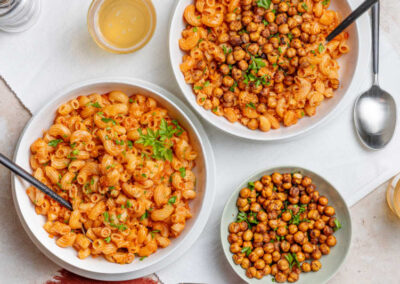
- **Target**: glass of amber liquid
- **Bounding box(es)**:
[87,0,156,54]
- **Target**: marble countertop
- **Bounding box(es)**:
[1,1,400,283]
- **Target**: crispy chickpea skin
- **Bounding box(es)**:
[301,262,311,272]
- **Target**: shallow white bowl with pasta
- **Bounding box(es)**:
[11,78,216,280]
[169,0,369,141]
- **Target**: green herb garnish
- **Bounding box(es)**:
[48,139,63,147]
[168,196,177,205]
[256,0,271,9]
[241,246,252,256]
[179,167,186,178]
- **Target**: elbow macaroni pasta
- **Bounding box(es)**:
[179,0,349,131]
[28,91,198,264]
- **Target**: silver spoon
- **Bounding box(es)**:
[354,2,397,150]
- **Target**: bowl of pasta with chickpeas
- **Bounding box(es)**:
[169,0,364,141]
[220,166,351,283]
[11,78,216,281]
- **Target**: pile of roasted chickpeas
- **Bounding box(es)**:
[228,172,341,283]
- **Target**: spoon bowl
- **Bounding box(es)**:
[354,85,396,149]
[354,2,396,149]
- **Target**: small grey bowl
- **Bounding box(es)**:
[220,166,352,284]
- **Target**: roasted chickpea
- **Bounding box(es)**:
[254,258,266,270]
[301,262,311,272]
[287,272,299,283]
[264,243,275,254]
[272,172,283,184]
[318,196,328,206]
[246,267,257,278]
[290,244,300,253]
[293,231,305,244]
[302,242,313,253]
[314,219,325,230]
[324,206,335,216]
[296,251,306,262]
[241,258,251,269]
[243,230,253,241]
[230,243,241,253]
[326,235,337,247]
[248,251,259,262]
[280,240,291,252]
[281,211,292,222]
[300,194,310,204]
[263,264,272,275]
[287,224,297,235]
[228,222,240,233]
[272,251,281,262]
[323,226,333,236]
[275,272,287,283]
[312,249,322,260]
[311,260,322,272]
[320,243,330,255]
[233,253,245,264]
[277,226,288,236]
[277,259,290,271]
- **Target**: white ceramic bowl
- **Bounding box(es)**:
[220,166,352,284]
[11,78,216,281]
[169,0,362,141]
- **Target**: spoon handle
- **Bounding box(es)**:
[0,153,73,211]
[326,0,378,42]
[372,2,379,84]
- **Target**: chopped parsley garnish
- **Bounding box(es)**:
[179,167,186,178]
[322,0,329,5]
[90,102,102,108]
[129,98,134,103]
[115,139,124,145]
[48,139,63,147]
[104,236,111,243]
[103,212,109,222]
[262,19,268,26]
[140,211,148,221]
[287,33,293,41]
[127,140,133,149]
[150,230,160,238]
[168,196,177,205]
[135,119,176,161]
[256,0,271,9]
[285,253,300,268]
[334,219,342,231]
[101,117,116,125]
[126,200,133,208]
[241,246,252,256]
[222,45,232,55]
[246,102,256,109]
[193,27,198,32]
[302,3,308,11]
[248,182,255,190]
[230,81,238,92]
[318,43,325,53]
[194,85,203,90]
[139,256,147,261]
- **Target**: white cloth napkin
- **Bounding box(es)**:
[1,0,400,283]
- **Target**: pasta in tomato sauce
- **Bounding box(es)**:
[27,91,198,264]
[179,0,349,131]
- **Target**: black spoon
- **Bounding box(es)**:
[0,153,73,211]
[326,0,378,43]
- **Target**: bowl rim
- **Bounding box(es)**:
[219,165,352,284]
[168,0,368,142]
[11,77,217,280]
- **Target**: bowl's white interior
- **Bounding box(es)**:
[220,166,352,284]
[12,79,214,275]
[169,0,359,141]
